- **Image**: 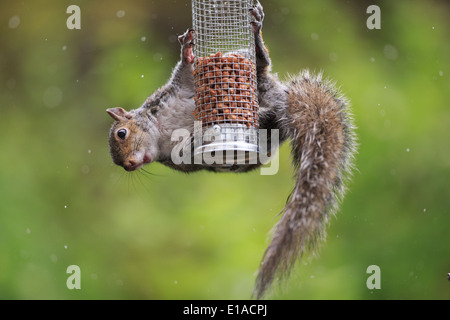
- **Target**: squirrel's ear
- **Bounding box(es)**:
[106,107,132,121]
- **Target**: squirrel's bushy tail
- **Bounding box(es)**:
[253,70,357,299]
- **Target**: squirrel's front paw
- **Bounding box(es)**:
[178,28,195,64]
[249,1,264,34]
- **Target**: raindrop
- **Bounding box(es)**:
[141,36,146,42]
[423,208,427,213]
[153,53,163,62]
[88,149,92,154]
[370,57,375,63]
[62,45,67,51]
[64,245,68,249]
[116,10,125,18]
[383,44,398,60]
[50,254,58,263]
[141,74,145,78]
[8,16,20,29]
[310,33,319,41]
[406,148,410,152]
[81,165,90,174]
[43,86,63,108]
[439,70,444,77]
[168,34,178,43]
[329,52,338,62]
[26,228,31,234]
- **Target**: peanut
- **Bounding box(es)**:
[194,52,258,128]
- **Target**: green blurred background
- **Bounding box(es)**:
[1,0,449,300]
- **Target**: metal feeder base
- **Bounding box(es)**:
[194,124,259,167]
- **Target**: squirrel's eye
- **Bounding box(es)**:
[117,128,127,140]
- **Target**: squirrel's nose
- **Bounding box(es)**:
[124,159,139,171]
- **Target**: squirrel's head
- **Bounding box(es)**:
[106,86,196,171]
[106,106,161,172]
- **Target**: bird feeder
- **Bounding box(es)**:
[192,0,259,166]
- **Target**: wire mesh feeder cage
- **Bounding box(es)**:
[192,0,259,166]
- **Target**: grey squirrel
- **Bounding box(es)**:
[106,2,356,299]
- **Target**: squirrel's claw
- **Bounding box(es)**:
[178,28,195,46]
[178,28,195,64]
[250,1,264,34]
